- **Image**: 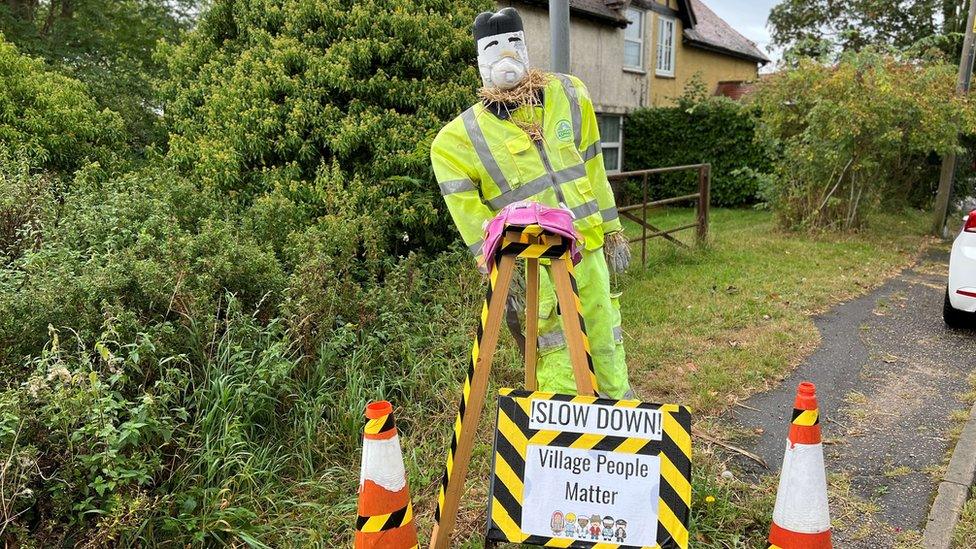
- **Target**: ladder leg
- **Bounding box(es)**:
[429,253,517,549]
[550,256,598,396]
[524,258,539,391]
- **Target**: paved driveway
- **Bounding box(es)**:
[730,249,976,547]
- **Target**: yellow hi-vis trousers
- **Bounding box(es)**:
[535,248,631,399]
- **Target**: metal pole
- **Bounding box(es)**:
[549,0,570,73]
[932,0,976,237]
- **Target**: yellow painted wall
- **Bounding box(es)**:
[646,4,760,106]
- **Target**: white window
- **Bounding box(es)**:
[623,8,644,70]
[598,115,623,173]
[656,15,676,77]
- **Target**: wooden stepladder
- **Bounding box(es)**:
[429,224,600,549]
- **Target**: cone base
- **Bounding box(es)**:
[769,522,831,549]
[354,525,419,549]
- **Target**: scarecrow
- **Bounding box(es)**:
[430,7,633,398]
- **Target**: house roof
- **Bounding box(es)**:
[682,0,770,65]
[512,0,770,65]
[569,0,631,26]
[514,0,630,27]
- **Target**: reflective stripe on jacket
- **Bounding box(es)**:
[431,73,623,262]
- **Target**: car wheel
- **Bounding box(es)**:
[944,289,973,329]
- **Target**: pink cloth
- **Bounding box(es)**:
[481,201,582,267]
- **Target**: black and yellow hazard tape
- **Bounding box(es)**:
[499,224,599,391]
[355,501,414,533]
[364,410,396,437]
[500,239,570,260]
[563,257,599,392]
[791,408,819,426]
[433,224,601,526]
[486,390,693,549]
[434,242,501,522]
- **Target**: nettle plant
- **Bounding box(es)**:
[755,48,976,230]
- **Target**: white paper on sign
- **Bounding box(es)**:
[520,444,660,545]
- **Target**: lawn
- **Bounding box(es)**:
[422,206,932,548]
[621,206,930,415]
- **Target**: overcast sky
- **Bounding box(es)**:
[704,0,781,66]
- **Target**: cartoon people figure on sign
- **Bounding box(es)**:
[564,513,577,538]
[576,514,588,539]
[550,511,565,536]
[588,514,601,540]
[601,516,614,541]
[614,519,628,543]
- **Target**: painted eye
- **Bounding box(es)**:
[484,40,498,49]
[508,36,522,42]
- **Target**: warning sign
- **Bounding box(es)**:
[487,390,692,549]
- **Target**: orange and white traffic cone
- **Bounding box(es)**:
[768,382,832,549]
[354,401,419,549]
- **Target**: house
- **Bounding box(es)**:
[498,0,770,172]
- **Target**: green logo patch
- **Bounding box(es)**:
[556,119,573,142]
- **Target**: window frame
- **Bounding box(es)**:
[623,7,645,71]
[656,14,676,77]
[598,114,624,174]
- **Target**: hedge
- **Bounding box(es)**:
[622,92,771,207]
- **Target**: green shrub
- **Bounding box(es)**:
[0,36,124,174]
[754,49,976,230]
[159,0,492,255]
[0,152,492,545]
[0,248,485,545]
[0,1,507,544]
[622,80,772,207]
[0,152,56,263]
[0,165,286,368]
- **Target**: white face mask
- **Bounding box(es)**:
[477,31,530,90]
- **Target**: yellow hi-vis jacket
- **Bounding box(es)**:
[431,73,623,263]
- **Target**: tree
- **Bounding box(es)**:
[769,0,968,58]
[160,0,492,255]
[754,49,976,230]
[0,35,123,174]
[0,0,198,149]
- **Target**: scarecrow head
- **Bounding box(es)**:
[473,7,530,90]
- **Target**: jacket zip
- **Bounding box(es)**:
[534,140,568,210]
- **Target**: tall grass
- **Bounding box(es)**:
[1,239,491,546]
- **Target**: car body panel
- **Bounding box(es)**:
[949,215,976,313]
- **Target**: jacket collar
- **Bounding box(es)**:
[481,89,545,120]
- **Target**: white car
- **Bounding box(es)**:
[945,209,976,328]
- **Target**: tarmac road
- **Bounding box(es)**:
[730,249,976,547]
